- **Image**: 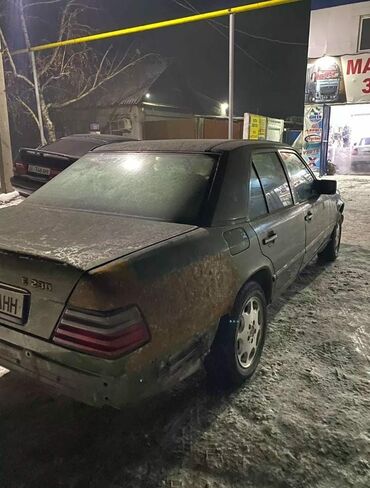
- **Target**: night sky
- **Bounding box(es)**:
[104,0,311,118]
[4,0,311,118]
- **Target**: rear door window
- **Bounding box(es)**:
[280,151,315,203]
[252,152,293,212]
[249,166,268,220]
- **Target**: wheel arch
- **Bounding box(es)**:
[234,267,274,308]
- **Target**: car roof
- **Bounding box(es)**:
[34,134,137,159]
[58,134,134,143]
[93,139,290,154]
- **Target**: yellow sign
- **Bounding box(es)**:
[258,116,267,139]
[249,115,260,140]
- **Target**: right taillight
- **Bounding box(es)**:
[352,148,358,155]
[52,306,150,359]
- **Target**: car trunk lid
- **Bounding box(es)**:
[0,203,196,339]
[14,148,77,181]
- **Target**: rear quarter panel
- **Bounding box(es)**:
[69,226,272,381]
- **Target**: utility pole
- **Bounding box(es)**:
[228,13,235,140]
[0,39,13,194]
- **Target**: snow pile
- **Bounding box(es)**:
[0,191,20,205]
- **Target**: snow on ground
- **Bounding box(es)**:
[0,191,21,206]
[0,176,369,488]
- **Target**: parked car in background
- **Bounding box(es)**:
[351,137,370,171]
[11,133,134,196]
[0,140,344,408]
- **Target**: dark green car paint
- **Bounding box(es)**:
[0,140,344,408]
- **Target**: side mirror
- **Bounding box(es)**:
[313,179,337,195]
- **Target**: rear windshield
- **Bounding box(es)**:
[27,152,217,224]
[39,138,103,157]
[359,138,370,146]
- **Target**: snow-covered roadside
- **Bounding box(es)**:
[0,190,20,205]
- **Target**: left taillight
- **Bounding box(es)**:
[52,306,150,359]
[13,161,28,175]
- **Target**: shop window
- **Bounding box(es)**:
[358,16,370,51]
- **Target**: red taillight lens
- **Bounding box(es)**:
[52,306,150,358]
[352,148,358,155]
[49,168,60,179]
[13,161,28,175]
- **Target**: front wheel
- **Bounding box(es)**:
[205,282,267,388]
[318,220,342,263]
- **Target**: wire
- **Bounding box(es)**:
[171,0,306,46]
[214,19,307,46]
[170,0,274,74]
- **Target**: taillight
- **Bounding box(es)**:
[352,148,358,155]
[52,306,150,358]
[13,161,28,175]
[49,168,60,179]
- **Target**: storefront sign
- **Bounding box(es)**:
[302,105,324,169]
[341,54,370,103]
[243,114,284,141]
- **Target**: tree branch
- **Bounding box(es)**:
[50,53,152,109]
[0,27,34,88]
[23,0,64,9]
[15,96,40,129]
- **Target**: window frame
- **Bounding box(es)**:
[248,162,269,221]
[358,15,370,53]
[277,149,318,205]
[250,149,295,217]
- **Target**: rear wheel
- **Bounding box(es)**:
[205,282,267,388]
[318,220,342,263]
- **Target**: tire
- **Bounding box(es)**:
[318,220,342,263]
[205,281,267,389]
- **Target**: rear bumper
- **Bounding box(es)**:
[10,176,44,196]
[351,156,370,164]
[0,336,130,408]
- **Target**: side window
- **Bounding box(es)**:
[249,166,268,220]
[252,152,293,212]
[280,152,314,203]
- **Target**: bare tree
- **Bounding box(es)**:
[0,0,147,142]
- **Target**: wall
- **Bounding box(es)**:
[308,1,370,58]
[143,117,244,140]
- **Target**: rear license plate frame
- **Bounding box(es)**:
[0,283,30,326]
[28,164,51,176]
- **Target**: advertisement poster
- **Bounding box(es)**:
[305,56,345,104]
[341,53,370,103]
[266,118,284,142]
[302,105,324,170]
[259,116,267,139]
[249,115,260,140]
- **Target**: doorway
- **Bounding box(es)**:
[327,104,370,175]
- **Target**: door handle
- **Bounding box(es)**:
[305,211,313,222]
[263,232,278,245]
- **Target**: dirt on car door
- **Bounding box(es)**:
[250,152,306,292]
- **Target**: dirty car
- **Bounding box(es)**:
[0,140,344,408]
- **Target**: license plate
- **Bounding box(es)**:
[28,164,51,176]
[0,284,28,324]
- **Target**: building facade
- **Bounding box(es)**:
[303,0,370,174]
